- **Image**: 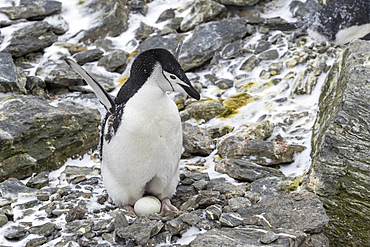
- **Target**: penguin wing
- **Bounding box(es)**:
[64,58,116,113]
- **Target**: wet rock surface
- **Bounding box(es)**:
[0,0,367,246]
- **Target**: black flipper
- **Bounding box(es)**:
[64,58,116,114]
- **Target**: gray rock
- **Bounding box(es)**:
[180,211,201,226]
[215,159,285,182]
[0,178,38,197]
[217,136,306,166]
[127,0,148,16]
[0,95,100,182]
[0,212,8,227]
[113,211,129,230]
[228,197,251,211]
[4,225,28,240]
[3,21,58,57]
[219,212,244,227]
[180,19,247,71]
[138,34,183,56]
[303,40,370,246]
[206,178,245,198]
[165,17,183,30]
[65,206,87,222]
[292,55,327,95]
[80,0,129,43]
[26,171,50,189]
[156,8,175,23]
[26,76,47,96]
[36,192,50,201]
[180,0,227,32]
[61,165,100,183]
[93,38,115,52]
[0,52,27,93]
[29,222,56,237]
[73,49,104,65]
[220,40,243,59]
[189,227,305,246]
[254,40,271,54]
[216,78,234,89]
[258,49,279,60]
[250,177,283,196]
[182,123,215,156]
[25,236,48,247]
[180,99,226,122]
[268,61,284,75]
[48,15,69,35]
[164,217,187,236]
[65,220,94,236]
[205,205,222,220]
[240,55,260,72]
[0,0,62,20]
[117,217,164,245]
[259,231,279,244]
[135,22,155,42]
[239,192,329,233]
[214,0,259,6]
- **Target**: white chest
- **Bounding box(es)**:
[102,84,182,174]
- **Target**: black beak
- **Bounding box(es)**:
[181,84,200,100]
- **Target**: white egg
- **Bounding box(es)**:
[134,196,161,216]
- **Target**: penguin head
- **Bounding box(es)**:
[131,49,200,100]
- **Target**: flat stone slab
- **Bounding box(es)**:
[0,95,100,182]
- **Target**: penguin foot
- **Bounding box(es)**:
[123,204,136,215]
[161,197,178,213]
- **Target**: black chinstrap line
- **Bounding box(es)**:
[162,70,175,92]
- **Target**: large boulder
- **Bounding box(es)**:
[179,19,247,71]
[0,95,100,182]
[303,40,370,246]
[3,21,58,58]
[79,0,129,43]
[180,0,227,32]
[0,0,62,20]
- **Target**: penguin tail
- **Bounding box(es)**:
[64,58,116,114]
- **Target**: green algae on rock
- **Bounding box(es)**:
[303,40,370,246]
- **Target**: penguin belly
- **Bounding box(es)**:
[101,88,182,206]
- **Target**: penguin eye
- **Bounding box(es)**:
[169,75,176,80]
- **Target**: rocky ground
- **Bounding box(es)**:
[0,0,368,246]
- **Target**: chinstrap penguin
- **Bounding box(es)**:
[65,47,200,213]
[267,0,370,45]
